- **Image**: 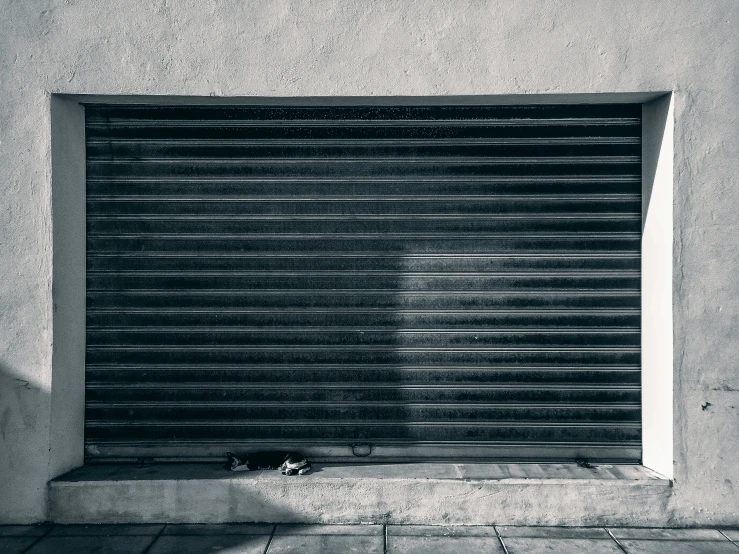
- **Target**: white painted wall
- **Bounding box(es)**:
[49,98,86,481]
[642,96,674,479]
[1,0,738,525]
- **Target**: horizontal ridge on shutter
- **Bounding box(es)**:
[84,103,642,463]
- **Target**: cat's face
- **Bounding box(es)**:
[280,454,311,475]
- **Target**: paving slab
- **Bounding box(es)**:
[721,529,739,541]
[25,535,154,554]
[618,539,739,554]
[0,526,51,538]
[610,528,726,540]
[0,537,41,553]
[498,525,610,538]
[503,537,625,553]
[387,535,504,554]
[274,524,383,535]
[267,534,384,554]
[48,524,164,536]
[162,523,273,535]
[149,534,270,554]
[387,525,498,536]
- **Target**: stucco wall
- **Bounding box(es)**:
[1,0,738,524]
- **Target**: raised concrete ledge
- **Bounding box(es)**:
[49,464,671,526]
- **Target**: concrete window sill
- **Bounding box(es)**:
[51,462,667,484]
[49,463,671,526]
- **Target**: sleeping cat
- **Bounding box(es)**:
[226,451,311,475]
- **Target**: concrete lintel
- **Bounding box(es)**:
[49,463,671,526]
[60,92,667,106]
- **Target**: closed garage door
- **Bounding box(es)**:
[85,103,641,462]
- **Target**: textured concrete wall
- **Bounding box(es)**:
[1,0,738,524]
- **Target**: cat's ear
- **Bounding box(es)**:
[224,452,235,471]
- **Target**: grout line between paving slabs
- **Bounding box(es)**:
[383,524,388,554]
[140,523,167,554]
[719,530,739,551]
[262,524,276,554]
[493,525,510,554]
[605,528,630,554]
[20,525,54,554]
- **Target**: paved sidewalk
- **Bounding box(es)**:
[1,524,738,553]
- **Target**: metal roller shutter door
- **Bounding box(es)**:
[85,104,641,463]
